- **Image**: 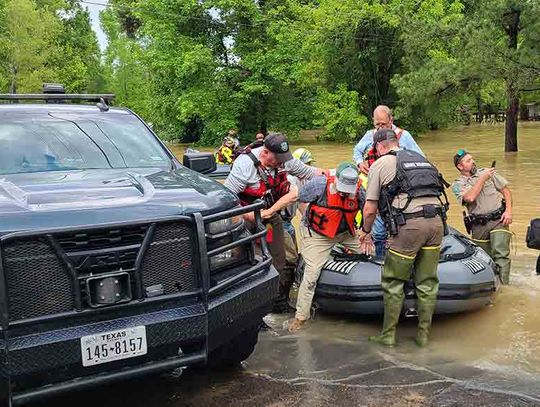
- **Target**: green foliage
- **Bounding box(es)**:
[313,85,368,142]
[0,0,538,148]
[0,0,104,94]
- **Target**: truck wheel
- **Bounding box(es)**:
[0,378,11,407]
[206,322,261,369]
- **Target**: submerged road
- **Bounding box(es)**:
[27,123,540,406]
[39,305,540,407]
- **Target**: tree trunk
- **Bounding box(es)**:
[505,78,518,152]
[502,8,521,152]
[9,65,16,94]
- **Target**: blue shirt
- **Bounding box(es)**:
[352,125,424,164]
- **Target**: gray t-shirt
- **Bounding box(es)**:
[224,147,318,195]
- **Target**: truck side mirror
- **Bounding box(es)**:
[183,152,217,174]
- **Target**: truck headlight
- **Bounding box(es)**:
[206,214,244,235]
[209,245,248,272]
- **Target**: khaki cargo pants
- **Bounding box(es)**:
[295,224,360,320]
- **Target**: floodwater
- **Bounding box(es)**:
[170,123,540,402]
[43,124,540,406]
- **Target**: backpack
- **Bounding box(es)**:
[526,218,540,250]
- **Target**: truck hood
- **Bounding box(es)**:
[0,168,238,233]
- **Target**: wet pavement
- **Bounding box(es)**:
[35,123,540,406]
[43,307,540,406]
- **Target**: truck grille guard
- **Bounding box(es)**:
[0,200,271,328]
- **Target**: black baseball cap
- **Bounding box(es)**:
[373,128,398,145]
[264,132,293,163]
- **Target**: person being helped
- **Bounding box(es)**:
[215,136,236,165]
[287,162,366,332]
[249,132,266,149]
[451,150,513,284]
[353,105,424,258]
[224,133,318,312]
[358,129,448,347]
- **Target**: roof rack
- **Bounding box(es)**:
[0,94,115,101]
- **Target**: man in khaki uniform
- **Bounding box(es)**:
[358,129,447,347]
[451,150,513,284]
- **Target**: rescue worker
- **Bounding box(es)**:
[281,148,315,278]
[353,105,424,258]
[288,162,366,332]
[358,129,448,347]
[451,150,513,284]
[215,136,235,165]
[224,133,318,312]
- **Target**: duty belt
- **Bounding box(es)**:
[402,205,445,220]
[462,202,506,234]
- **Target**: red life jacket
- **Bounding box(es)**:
[365,127,404,167]
[237,150,290,207]
[307,175,361,238]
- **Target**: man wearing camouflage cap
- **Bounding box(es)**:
[288,162,366,332]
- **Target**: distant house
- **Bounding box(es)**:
[524,103,540,121]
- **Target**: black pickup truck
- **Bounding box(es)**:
[0,89,277,405]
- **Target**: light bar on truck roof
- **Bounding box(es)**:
[0,94,115,101]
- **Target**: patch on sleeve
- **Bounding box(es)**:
[451,183,462,198]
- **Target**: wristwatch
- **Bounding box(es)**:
[361,225,371,234]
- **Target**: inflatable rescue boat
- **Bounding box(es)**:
[295,229,498,316]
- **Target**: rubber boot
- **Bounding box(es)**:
[413,247,440,347]
[490,230,512,285]
[369,250,415,346]
[473,239,491,258]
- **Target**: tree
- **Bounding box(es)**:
[395,0,540,151]
[56,0,106,93]
[0,0,62,93]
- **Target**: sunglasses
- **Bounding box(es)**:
[456,149,467,158]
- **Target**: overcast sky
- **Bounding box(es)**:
[84,0,108,51]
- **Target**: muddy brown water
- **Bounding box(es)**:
[40,124,540,406]
[171,123,540,377]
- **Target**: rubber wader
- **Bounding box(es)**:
[490,230,512,285]
[473,239,491,257]
[369,250,414,346]
[413,247,440,347]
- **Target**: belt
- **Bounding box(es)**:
[466,204,505,225]
[403,205,443,220]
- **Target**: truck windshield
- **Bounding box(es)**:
[0,112,171,175]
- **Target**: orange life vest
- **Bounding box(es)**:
[307,175,361,238]
[364,127,404,167]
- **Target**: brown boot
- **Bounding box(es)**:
[288,318,306,332]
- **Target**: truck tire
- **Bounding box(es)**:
[206,322,261,369]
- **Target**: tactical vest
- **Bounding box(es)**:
[307,175,361,238]
[378,150,448,228]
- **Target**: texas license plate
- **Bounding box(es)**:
[81,326,147,367]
